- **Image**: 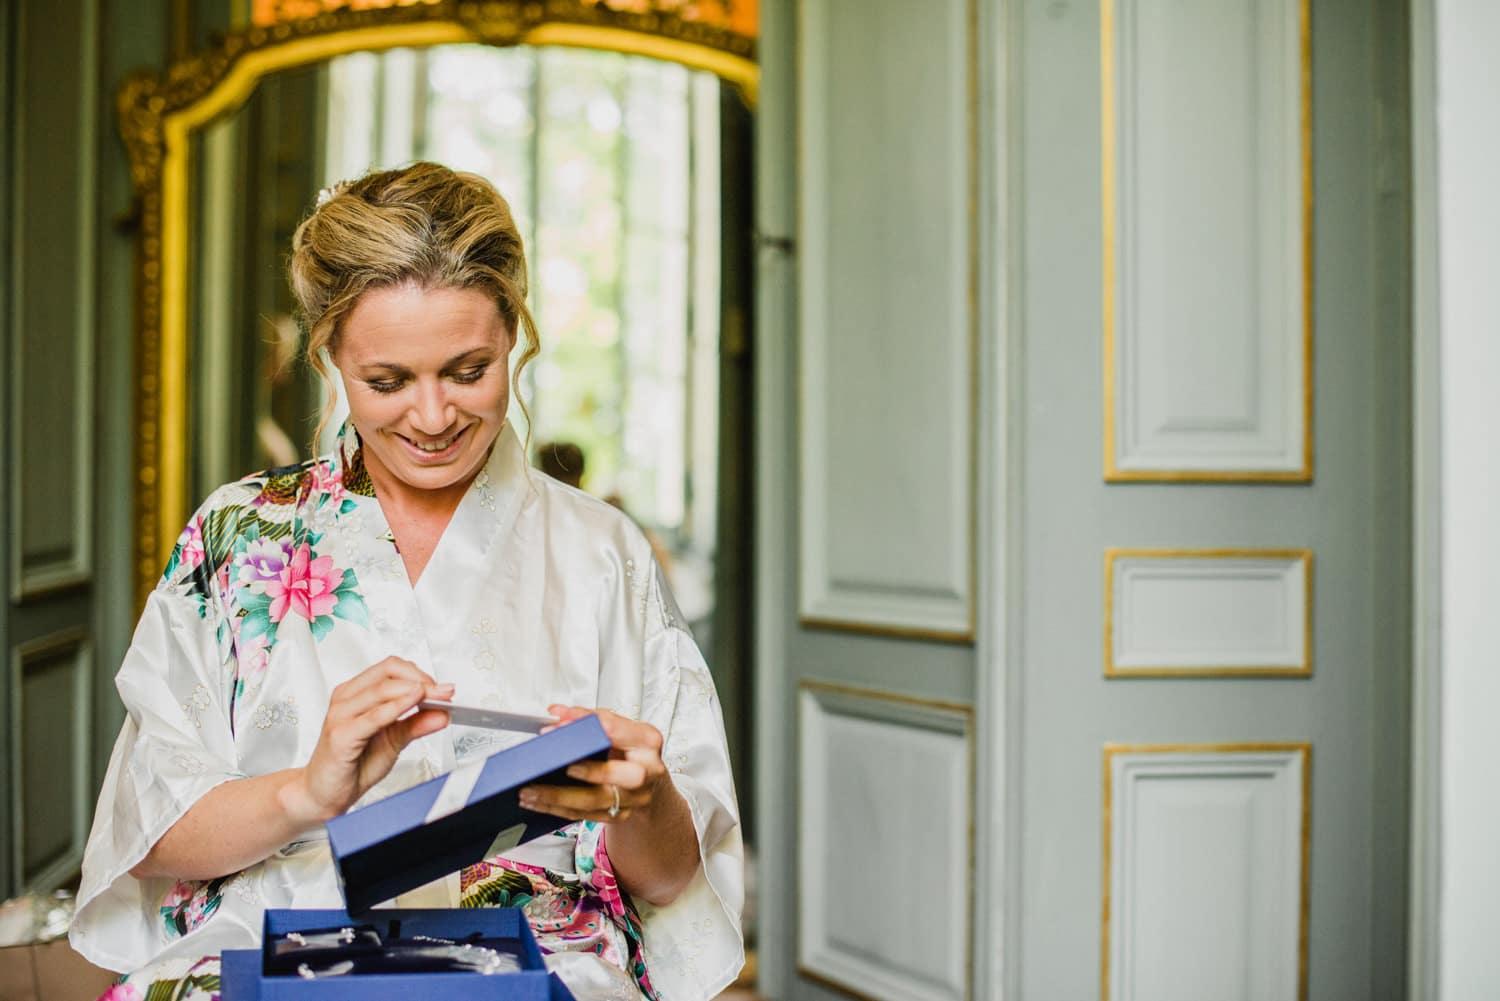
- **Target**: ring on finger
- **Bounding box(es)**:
[607,783,621,819]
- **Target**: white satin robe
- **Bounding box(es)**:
[69,423,744,1000]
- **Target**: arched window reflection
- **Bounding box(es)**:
[322,46,721,579]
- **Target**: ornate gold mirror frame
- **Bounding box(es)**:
[118,2,758,609]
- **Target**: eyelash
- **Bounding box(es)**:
[364,365,489,394]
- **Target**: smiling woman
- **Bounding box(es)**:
[334,285,513,490]
[288,165,537,576]
[69,163,745,1001]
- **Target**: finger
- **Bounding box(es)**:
[333,682,427,746]
[541,704,594,734]
[350,706,450,794]
[548,706,661,750]
[388,706,451,749]
[331,678,436,723]
[333,676,453,723]
[599,718,665,759]
[518,782,633,822]
[377,661,446,696]
[338,658,443,704]
[564,759,648,791]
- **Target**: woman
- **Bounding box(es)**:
[70,163,743,1001]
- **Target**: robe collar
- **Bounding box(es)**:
[332,419,533,559]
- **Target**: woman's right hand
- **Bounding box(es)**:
[282,657,453,824]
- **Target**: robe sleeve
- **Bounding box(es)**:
[626,557,746,1000]
[69,510,246,973]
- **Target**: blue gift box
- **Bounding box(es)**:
[326,714,612,914]
[220,907,577,999]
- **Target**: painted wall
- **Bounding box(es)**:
[1431,1,1500,997]
[0,0,170,898]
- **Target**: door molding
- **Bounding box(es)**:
[973,0,1020,996]
[1406,0,1441,993]
[752,1,797,996]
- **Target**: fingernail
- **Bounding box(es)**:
[565,765,584,780]
[518,789,536,808]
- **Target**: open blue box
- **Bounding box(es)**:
[218,715,611,998]
[328,714,612,914]
[220,908,575,999]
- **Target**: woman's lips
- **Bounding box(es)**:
[397,424,469,462]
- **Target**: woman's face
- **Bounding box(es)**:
[332,282,514,499]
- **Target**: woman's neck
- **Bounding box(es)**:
[366,464,472,524]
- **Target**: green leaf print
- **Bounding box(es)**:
[203,504,248,568]
[238,608,273,645]
[331,570,370,627]
[142,979,179,1001]
[238,589,270,614]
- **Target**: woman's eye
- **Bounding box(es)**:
[451,365,488,384]
[366,379,403,394]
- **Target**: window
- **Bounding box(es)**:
[322,45,721,559]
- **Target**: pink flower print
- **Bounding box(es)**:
[237,631,271,685]
[97,984,142,1001]
[176,521,205,572]
[308,459,346,505]
[591,831,627,918]
[264,543,340,624]
[237,538,290,588]
[161,880,194,910]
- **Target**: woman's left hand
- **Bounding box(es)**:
[517,706,672,824]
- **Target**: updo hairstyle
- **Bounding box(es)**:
[289,161,540,447]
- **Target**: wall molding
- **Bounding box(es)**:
[796,0,977,640]
[1102,0,1312,482]
[798,682,974,1001]
[1102,743,1311,1001]
[7,0,97,602]
[9,627,93,892]
[1104,548,1313,677]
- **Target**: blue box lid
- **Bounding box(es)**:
[325,715,611,914]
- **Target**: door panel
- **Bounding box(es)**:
[1,0,102,899]
[758,0,1410,998]
[756,0,980,998]
[1016,0,1409,998]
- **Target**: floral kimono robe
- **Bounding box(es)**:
[70,422,744,1001]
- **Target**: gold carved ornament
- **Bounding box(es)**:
[118,0,758,610]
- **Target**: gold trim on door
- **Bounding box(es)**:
[1101,742,1312,1001]
[1103,547,1314,678]
[118,4,759,609]
[1100,0,1313,483]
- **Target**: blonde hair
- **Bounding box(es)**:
[289,161,540,449]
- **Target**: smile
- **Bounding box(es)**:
[399,424,469,459]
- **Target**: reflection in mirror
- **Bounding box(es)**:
[190,44,729,628]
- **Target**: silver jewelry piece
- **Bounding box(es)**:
[607,783,621,819]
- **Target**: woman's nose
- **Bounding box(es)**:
[408,381,454,434]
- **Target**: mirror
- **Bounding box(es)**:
[192,45,725,528]
[120,5,757,607]
[119,6,758,792]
